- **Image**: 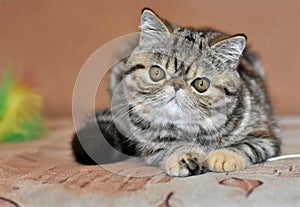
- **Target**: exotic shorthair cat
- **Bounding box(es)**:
[72,8,281,177]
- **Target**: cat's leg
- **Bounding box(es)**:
[144,144,207,177]
[207,136,281,172]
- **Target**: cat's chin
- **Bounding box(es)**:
[158,99,184,120]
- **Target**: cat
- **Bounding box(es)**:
[72,8,281,177]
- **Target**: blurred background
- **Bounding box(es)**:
[0,0,299,118]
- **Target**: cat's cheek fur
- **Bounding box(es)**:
[207,149,247,172]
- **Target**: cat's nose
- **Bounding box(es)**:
[172,82,182,92]
[170,78,185,92]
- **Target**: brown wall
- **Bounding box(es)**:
[0,0,299,117]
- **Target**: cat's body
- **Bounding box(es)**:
[72,9,281,176]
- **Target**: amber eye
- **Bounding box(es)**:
[191,77,210,93]
[149,65,166,82]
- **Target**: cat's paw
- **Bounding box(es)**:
[207,149,245,172]
[164,148,206,177]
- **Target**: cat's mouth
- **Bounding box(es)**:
[161,96,182,117]
[166,96,179,105]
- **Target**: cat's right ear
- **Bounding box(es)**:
[139,8,170,45]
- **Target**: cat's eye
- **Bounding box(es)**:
[191,77,210,93]
[149,65,166,82]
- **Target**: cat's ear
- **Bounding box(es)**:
[211,34,247,65]
[139,8,170,45]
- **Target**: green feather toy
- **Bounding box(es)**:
[0,69,46,142]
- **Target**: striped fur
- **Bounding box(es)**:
[72,9,281,176]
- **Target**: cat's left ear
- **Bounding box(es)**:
[139,8,170,45]
[211,34,247,65]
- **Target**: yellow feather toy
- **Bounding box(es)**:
[0,69,46,142]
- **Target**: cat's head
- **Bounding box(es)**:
[122,9,246,132]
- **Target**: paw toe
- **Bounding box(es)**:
[166,160,191,177]
[207,150,245,172]
[183,156,199,171]
[165,148,206,177]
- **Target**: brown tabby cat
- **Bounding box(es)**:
[72,8,281,176]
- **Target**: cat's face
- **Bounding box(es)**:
[122,9,246,132]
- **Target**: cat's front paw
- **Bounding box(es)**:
[207,149,245,172]
[164,148,206,177]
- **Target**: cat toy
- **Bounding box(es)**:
[0,69,46,142]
